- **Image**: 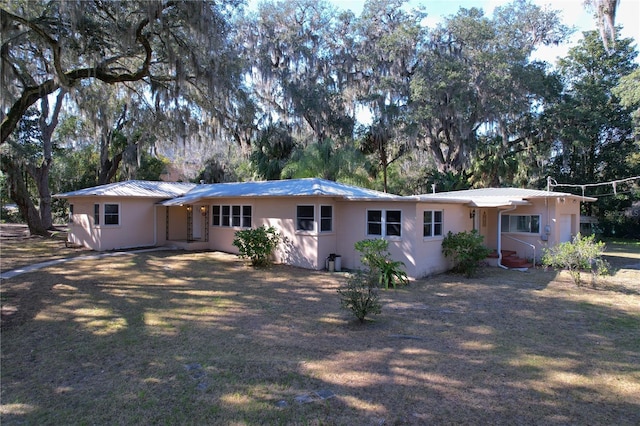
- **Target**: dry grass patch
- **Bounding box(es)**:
[1,233,639,424]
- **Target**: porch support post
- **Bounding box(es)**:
[497,205,517,269]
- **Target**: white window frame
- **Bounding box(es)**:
[296,205,315,232]
[103,203,120,226]
[423,210,444,238]
[367,209,402,238]
[320,205,333,233]
[501,214,541,234]
[211,204,252,228]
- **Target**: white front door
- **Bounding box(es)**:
[559,214,572,242]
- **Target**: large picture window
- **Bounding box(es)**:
[501,214,540,233]
[212,205,252,228]
[104,203,120,226]
[297,205,315,231]
[423,210,443,237]
[367,209,402,237]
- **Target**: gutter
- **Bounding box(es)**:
[497,205,518,269]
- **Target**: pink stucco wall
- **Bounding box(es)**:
[478,197,581,263]
[66,192,584,278]
[68,197,159,251]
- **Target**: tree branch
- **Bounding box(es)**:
[1,10,154,145]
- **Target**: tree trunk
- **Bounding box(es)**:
[98,152,123,185]
[27,161,53,230]
[0,155,48,236]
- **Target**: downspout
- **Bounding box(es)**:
[497,205,517,269]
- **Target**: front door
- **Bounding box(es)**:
[559,214,572,242]
[192,206,202,240]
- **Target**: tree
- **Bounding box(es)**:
[2,1,247,231]
[281,138,370,185]
[250,122,297,180]
[1,1,246,145]
[354,0,425,191]
[411,1,570,177]
[551,30,638,229]
[553,31,637,182]
[358,120,409,192]
[0,87,65,235]
[584,0,620,53]
[240,0,356,144]
[613,69,640,144]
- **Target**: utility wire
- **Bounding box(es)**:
[547,176,640,197]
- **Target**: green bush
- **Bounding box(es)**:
[441,230,492,277]
[354,238,408,289]
[542,233,610,286]
[232,226,281,267]
[337,270,382,323]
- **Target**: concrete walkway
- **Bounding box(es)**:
[0,247,172,280]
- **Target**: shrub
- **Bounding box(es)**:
[337,270,382,323]
[354,238,408,289]
[441,230,492,277]
[232,225,281,267]
[542,233,610,286]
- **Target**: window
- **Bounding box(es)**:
[501,215,540,233]
[297,205,315,231]
[242,206,252,228]
[386,210,402,236]
[367,210,382,235]
[104,203,120,225]
[232,205,241,227]
[212,205,252,228]
[221,205,230,226]
[68,204,74,224]
[320,205,333,232]
[212,205,220,226]
[367,209,402,237]
[423,210,443,237]
[94,204,100,226]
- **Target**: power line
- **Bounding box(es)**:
[547,176,640,198]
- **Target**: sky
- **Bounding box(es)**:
[294,0,640,65]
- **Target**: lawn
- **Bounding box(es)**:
[1,228,639,424]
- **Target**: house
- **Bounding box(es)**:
[55,178,595,278]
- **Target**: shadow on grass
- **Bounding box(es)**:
[1,252,639,425]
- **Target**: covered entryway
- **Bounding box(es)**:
[163,204,209,250]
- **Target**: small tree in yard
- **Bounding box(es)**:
[232,226,281,267]
[354,239,408,289]
[542,233,610,286]
[441,230,492,277]
[337,270,382,323]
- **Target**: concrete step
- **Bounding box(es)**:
[487,250,517,259]
[501,257,533,268]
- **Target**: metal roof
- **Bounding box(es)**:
[160,178,404,206]
[55,180,197,198]
[55,180,597,207]
[413,187,597,207]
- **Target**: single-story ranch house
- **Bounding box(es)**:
[55,178,595,279]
